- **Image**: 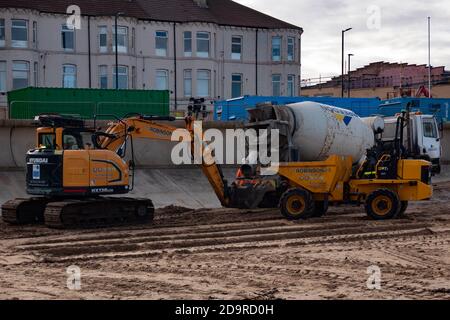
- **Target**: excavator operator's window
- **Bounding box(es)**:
[39,133,56,150]
[63,132,83,150]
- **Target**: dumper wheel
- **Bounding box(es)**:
[313,201,329,217]
[279,188,314,220]
[365,189,401,220]
[399,201,409,215]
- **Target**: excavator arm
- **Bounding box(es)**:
[95,115,230,207]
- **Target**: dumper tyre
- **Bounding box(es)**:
[313,201,329,217]
[279,188,315,220]
[365,189,401,220]
[399,201,408,215]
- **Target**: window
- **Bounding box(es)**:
[155,31,168,56]
[231,36,242,60]
[197,70,210,97]
[33,62,38,87]
[423,119,438,138]
[38,133,56,150]
[113,65,128,89]
[12,20,28,48]
[33,21,37,48]
[156,70,169,90]
[272,74,281,96]
[99,26,107,53]
[287,75,295,96]
[0,19,4,47]
[99,65,108,89]
[196,32,210,58]
[113,26,128,53]
[0,61,6,92]
[132,66,136,89]
[184,31,192,57]
[184,70,192,97]
[62,64,77,88]
[12,61,29,89]
[231,74,243,98]
[63,133,81,150]
[61,24,75,51]
[272,36,281,62]
[287,37,295,61]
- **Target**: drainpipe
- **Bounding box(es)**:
[88,16,92,88]
[255,28,258,95]
[299,32,302,96]
[173,22,178,110]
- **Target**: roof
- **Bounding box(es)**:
[0,0,302,30]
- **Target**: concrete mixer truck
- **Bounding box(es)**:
[232,101,433,220]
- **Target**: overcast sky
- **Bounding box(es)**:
[235,0,449,82]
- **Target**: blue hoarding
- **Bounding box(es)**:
[214,96,381,121]
[214,95,450,123]
[378,98,449,123]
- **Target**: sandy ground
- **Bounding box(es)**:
[0,181,449,300]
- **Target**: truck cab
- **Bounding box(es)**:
[381,113,441,173]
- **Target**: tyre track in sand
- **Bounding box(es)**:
[12,215,443,263]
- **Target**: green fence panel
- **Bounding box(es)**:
[9,101,96,119]
[8,87,170,119]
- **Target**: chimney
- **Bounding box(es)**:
[193,0,208,8]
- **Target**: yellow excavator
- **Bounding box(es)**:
[2,109,432,228]
[1,112,229,228]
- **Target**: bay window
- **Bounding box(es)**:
[12,61,29,89]
[155,31,168,56]
[12,20,28,48]
[62,64,77,88]
[113,26,128,53]
[156,69,169,90]
[197,70,210,97]
[196,32,210,58]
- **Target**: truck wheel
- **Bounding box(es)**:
[365,189,400,220]
[279,188,314,220]
[399,201,408,215]
[313,201,329,217]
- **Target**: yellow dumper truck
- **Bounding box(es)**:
[277,154,432,220]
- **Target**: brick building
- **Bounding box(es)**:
[302,61,450,99]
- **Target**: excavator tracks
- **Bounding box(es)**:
[2,197,154,229]
[1,198,49,225]
[43,197,154,229]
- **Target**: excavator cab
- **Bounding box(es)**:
[26,115,131,198]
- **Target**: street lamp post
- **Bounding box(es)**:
[341,28,352,97]
[348,53,354,98]
[428,16,432,98]
[115,12,125,89]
